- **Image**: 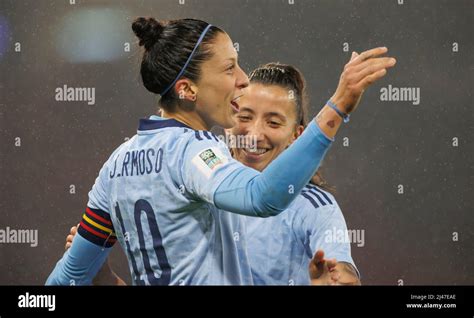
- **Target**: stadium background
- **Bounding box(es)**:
[0,0,472,285]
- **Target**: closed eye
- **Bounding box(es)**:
[237,115,251,122]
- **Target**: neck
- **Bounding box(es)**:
[160,109,209,131]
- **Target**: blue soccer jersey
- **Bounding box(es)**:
[46,114,333,286]
[245,184,358,285]
[86,115,255,285]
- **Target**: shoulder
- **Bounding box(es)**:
[183,130,232,160]
[191,130,221,143]
[285,184,341,223]
[298,184,337,211]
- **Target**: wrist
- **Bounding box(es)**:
[329,95,348,114]
[326,99,350,123]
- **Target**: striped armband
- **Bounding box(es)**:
[78,207,117,248]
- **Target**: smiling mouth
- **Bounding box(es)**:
[230,95,242,113]
[230,101,239,112]
[243,147,270,156]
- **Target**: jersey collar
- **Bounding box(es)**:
[138,116,192,131]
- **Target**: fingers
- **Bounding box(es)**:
[350,51,359,62]
[330,271,341,285]
[358,68,389,91]
[313,250,325,264]
[353,59,396,84]
[350,46,388,66]
[65,233,74,250]
[309,250,326,280]
[353,56,396,75]
[65,234,74,250]
[65,224,79,250]
[326,258,338,271]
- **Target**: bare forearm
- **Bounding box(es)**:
[315,105,343,139]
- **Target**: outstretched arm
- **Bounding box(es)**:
[214,47,396,217]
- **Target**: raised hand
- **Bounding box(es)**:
[331,47,396,115]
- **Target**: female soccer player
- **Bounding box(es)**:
[232,63,360,285]
[64,63,362,286]
[47,17,395,285]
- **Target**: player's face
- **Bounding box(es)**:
[194,32,249,129]
[231,83,304,172]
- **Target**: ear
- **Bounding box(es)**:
[293,125,304,140]
[174,78,198,102]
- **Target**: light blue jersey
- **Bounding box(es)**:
[47,115,333,286]
[245,184,358,285]
[88,116,254,285]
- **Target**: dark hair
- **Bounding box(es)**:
[248,62,335,194]
[248,62,308,127]
[132,17,224,112]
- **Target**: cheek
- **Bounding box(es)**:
[220,75,235,97]
[199,77,229,105]
[271,130,294,150]
[232,122,248,135]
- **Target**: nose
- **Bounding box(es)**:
[235,64,249,90]
[245,119,266,143]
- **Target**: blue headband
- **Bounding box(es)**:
[160,24,213,96]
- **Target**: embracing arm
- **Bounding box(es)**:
[215,47,396,217]
[46,231,112,286]
[64,224,126,285]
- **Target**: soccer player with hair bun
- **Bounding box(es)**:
[47,17,395,285]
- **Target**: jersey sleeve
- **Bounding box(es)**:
[298,200,359,276]
[87,155,113,212]
[46,205,118,285]
[47,148,121,285]
[181,131,246,204]
[182,120,333,217]
[45,232,113,285]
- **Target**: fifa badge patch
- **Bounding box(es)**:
[192,147,228,178]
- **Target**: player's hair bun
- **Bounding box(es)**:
[132,17,164,50]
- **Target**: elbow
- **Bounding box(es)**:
[252,179,295,217]
[254,199,289,218]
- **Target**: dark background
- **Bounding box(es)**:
[0,0,472,285]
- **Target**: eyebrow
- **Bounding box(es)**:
[265,112,287,121]
[239,108,287,121]
[224,57,237,64]
[238,107,255,114]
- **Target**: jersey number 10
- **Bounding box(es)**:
[114,200,171,285]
